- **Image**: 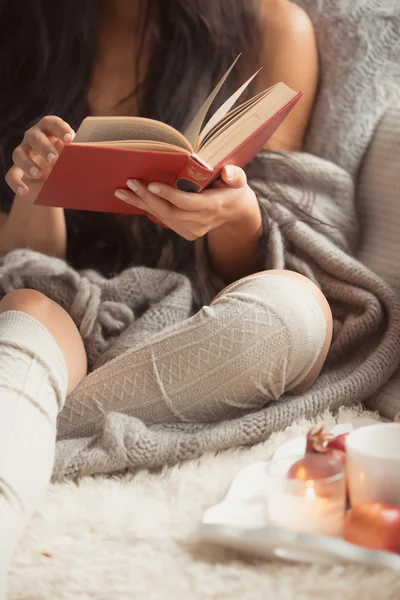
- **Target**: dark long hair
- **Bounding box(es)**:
[0,0,262,275]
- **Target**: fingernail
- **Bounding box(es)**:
[17,186,25,196]
[29,166,39,177]
[47,153,57,165]
[225,166,235,179]
[148,183,161,195]
[127,179,138,192]
[63,133,73,143]
[115,190,128,201]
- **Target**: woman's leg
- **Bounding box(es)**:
[211,269,332,394]
[0,290,86,596]
[59,270,331,439]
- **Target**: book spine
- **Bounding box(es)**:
[174,155,216,193]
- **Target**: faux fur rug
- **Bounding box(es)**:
[8,408,400,600]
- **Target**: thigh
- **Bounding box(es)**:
[59,271,330,438]
[0,289,87,394]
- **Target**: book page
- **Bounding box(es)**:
[196,69,262,148]
[199,88,271,148]
[183,55,241,148]
[81,140,189,153]
[73,116,193,152]
[199,84,298,167]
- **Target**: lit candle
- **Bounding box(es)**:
[267,481,344,536]
[265,456,346,537]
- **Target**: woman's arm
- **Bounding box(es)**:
[205,0,319,281]
[3,116,75,258]
[0,185,67,258]
[258,0,319,152]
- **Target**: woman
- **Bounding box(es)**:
[0,0,329,591]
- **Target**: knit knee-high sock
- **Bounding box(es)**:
[0,311,68,598]
[59,274,326,438]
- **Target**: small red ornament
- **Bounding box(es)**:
[305,426,348,464]
[344,503,400,553]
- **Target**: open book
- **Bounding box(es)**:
[36,56,302,216]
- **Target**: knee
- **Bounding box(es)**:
[0,289,87,394]
[0,289,54,317]
[270,270,332,338]
[270,270,332,392]
[213,270,332,394]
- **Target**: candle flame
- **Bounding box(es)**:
[297,466,307,480]
[305,484,316,500]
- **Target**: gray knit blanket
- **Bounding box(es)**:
[1,0,400,481]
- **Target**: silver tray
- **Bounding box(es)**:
[195,522,400,570]
[194,420,400,569]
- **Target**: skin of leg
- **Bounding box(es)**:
[212,269,333,394]
[0,289,87,394]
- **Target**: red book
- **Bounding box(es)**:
[36,56,303,219]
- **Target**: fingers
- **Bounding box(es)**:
[146,181,199,211]
[220,165,247,189]
[129,179,213,224]
[115,186,206,239]
[115,180,179,222]
[5,165,29,196]
[114,168,252,241]
[115,180,216,240]
[39,115,75,144]
[20,116,74,168]
[139,166,247,211]
[12,145,42,179]
[5,116,75,196]
[24,131,59,166]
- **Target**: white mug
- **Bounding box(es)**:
[346,423,400,507]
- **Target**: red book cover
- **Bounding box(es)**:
[36,147,191,216]
[35,93,302,216]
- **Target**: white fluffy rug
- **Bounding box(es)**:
[9,408,400,600]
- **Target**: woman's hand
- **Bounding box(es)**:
[5,116,75,196]
[115,165,260,240]
[115,165,263,282]
[2,116,75,258]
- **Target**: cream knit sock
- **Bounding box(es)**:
[59,273,326,438]
[0,311,68,598]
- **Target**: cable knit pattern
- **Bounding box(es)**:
[1,0,400,480]
[295,0,400,176]
[357,101,400,420]
[51,146,400,479]
[56,274,326,441]
[0,250,193,370]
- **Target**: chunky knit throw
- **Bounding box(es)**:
[0,0,399,480]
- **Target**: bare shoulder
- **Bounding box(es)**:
[256,0,318,151]
[260,0,315,41]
